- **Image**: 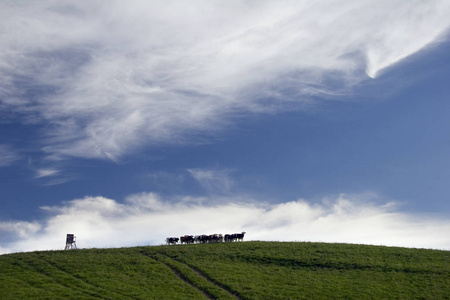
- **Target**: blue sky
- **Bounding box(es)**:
[1,1,450,253]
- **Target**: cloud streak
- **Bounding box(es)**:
[1,192,449,254]
[35,168,60,178]
[1,1,449,160]
[0,144,20,167]
[188,168,235,194]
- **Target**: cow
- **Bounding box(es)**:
[224,234,234,242]
[180,235,195,244]
[198,234,211,243]
[166,237,179,245]
[224,232,246,242]
[212,234,223,243]
[235,231,246,241]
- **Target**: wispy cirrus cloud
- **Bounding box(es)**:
[1,1,449,160]
[0,144,20,167]
[1,192,449,254]
[188,168,235,194]
[35,168,60,178]
[27,159,74,185]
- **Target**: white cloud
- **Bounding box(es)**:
[29,163,74,185]
[0,1,449,160]
[0,221,41,238]
[1,192,449,254]
[0,144,20,167]
[35,168,60,178]
[188,168,235,193]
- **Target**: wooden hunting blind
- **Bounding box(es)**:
[64,234,77,250]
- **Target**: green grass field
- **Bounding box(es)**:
[1,241,449,299]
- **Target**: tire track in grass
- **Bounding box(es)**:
[141,252,214,299]
[158,258,214,300]
[141,251,234,300]
[157,252,243,300]
[8,256,110,299]
[40,256,133,300]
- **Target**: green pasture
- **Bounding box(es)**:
[1,242,449,299]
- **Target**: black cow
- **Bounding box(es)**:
[166,237,179,245]
[198,234,211,243]
[212,234,223,242]
[224,232,246,242]
[180,235,195,244]
[224,234,232,242]
[225,233,237,242]
[235,231,246,241]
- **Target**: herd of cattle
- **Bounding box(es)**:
[166,232,246,245]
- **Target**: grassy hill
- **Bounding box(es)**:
[1,241,449,299]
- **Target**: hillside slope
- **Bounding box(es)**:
[1,242,449,299]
